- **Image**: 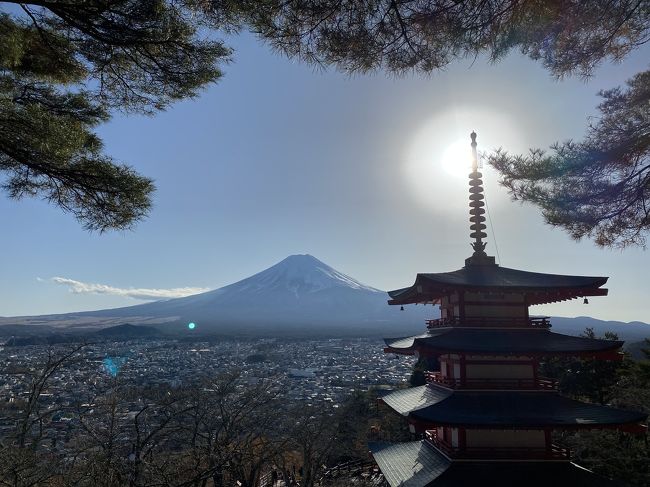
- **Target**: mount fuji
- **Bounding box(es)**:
[3,255,433,336]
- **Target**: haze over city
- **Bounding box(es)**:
[2,31,649,323]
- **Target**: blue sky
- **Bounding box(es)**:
[1,32,648,322]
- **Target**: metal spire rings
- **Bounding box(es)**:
[469,132,487,255]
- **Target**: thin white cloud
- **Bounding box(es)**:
[47,277,210,301]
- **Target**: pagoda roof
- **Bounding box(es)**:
[391,387,649,428]
[370,441,627,486]
[379,384,452,416]
[388,263,608,306]
[369,440,449,487]
[384,328,623,356]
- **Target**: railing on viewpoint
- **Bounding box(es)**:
[426,316,551,329]
[321,459,378,480]
[425,430,570,460]
[424,371,558,391]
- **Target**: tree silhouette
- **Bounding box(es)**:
[490,70,649,247]
[4,1,649,238]
[237,0,649,247]
[1,1,230,230]
[242,1,647,77]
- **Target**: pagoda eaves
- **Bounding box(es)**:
[388,265,608,306]
[370,441,629,487]
[380,384,647,431]
[383,328,624,358]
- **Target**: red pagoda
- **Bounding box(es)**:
[370,133,647,486]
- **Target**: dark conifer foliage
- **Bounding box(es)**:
[3,1,648,238]
[490,70,650,248]
[241,1,648,77]
[0,1,230,230]
[541,330,650,486]
[235,0,649,247]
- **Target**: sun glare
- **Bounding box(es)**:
[442,139,473,179]
[404,126,475,212]
[403,108,521,211]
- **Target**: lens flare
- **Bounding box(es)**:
[102,357,127,377]
[188,322,196,330]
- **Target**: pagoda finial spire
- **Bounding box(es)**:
[468,131,488,258]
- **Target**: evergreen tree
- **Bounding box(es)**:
[540,328,626,404]
[489,71,650,248]
[4,1,649,238]
[409,357,428,386]
[550,332,650,487]
[242,1,647,78]
[237,0,649,247]
[0,1,230,230]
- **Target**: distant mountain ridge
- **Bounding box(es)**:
[549,316,650,343]
[4,323,162,346]
[93,323,161,338]
[0,255,431,335]
[0,254,648,341]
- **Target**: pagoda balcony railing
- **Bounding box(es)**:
[426,316,551,329]
[424,371,558,391]
[425,430,570,461]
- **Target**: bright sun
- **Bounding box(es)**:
[441,139,473,179]
[403,108,523,211]
[404,128,476,211]
[403,109,519,211]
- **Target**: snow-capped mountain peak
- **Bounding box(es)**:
[226,254,382,295]
[8,254,434,333]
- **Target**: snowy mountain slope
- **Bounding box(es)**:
[2,255,648,340]
[2,255,434,334]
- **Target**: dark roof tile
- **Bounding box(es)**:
[370,441,450,487]
[388,265,608,305]
[371,441,628,486]
[409,391,647,427]
[385,329,623,355]
[380,385,451,416]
